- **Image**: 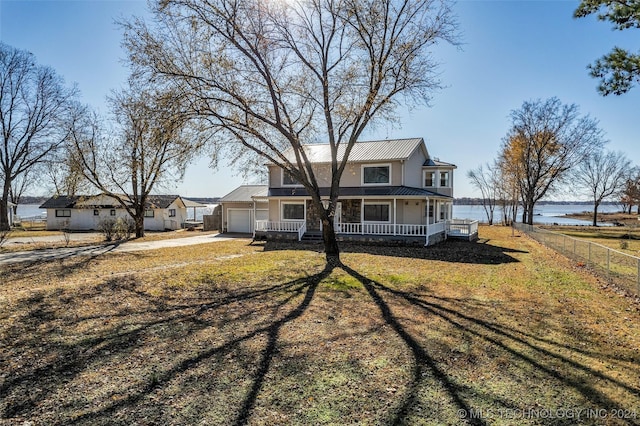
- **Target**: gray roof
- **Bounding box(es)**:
[282,138,425,164]
[146,195,181,209]
[268,186,451,199]
[220,185,269,202]
[40,194,182,209]
[424,158,456,167]
[40,195,83,209]
[182,198,209,208]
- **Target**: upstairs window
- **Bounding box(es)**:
[144,210,154,218]
[169,209,176,217]
[424,171,435,187]
[55,209,71,217]
[362,165,390,185]
[282,170,301,186]
[440,171,450,187]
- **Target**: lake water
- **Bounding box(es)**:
[453,203,621,226]
[17,202,620,226]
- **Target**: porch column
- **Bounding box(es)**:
[436,200,440,223]
[252,201,256,236]
[361,198,365,235]
[425,197,430,246]
[393,198,397,236]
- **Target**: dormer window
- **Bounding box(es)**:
[362,164,390,185]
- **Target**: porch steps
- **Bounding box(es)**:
[301,231,323,243]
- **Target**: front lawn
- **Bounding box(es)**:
[1,227,639,425]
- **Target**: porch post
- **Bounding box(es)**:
[252,201,256,235]
[361,198,365,235]
[393,198,397,236]
[425,197,430,246]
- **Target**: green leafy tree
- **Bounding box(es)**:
[574,0,640,95]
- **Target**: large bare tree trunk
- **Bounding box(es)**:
[321,218,341,267]
[0,182,11,231]
[592,203,599,226]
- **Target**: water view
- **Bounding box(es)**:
[453,203,622,226]
[16,202,623,226]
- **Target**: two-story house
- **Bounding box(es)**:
[221,138,472,245]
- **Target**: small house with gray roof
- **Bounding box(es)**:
[243,137,475,245]
[40,194,188,231]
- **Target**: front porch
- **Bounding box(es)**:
[255,218,478,246]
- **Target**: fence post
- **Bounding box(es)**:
[607,248,610,275]
[573,238,576,254]
[588,243,592,265]
[637,259,640,296]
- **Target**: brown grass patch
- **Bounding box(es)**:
[1,228,639,425]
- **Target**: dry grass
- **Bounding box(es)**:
[1,227,639,425]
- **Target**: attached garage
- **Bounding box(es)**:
[220,185,269,235]
[227,209,252,233]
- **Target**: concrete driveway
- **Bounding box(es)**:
[0,233,242,266]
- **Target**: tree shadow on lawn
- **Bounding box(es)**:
[0,263,335,425]
[340,263,640,425]
[263,238,528,265]
[2,257,639,424]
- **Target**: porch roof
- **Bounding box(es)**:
[267,186,451,199]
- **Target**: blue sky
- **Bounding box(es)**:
[1,0,639,199]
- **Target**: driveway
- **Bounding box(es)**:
[0,233,241,266]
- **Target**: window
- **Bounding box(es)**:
[144,210,154,218]
[440,171,450,187]
[424,171,435,187]
[363,203,390,222]
[362,165,390,185]
[93,209,99,216]
[169,209,176,217]
[110,209,116,216]
[55,209,71,217]
[282,203,305,220]
[282,170,301,186]
[440,204,449,220]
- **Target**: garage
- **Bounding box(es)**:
[227,209,252,233]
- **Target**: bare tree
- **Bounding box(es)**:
[70,81,201,237]
[620,168,640,214]
[467,163,499,225]
[0,43,78,230]
[121,0,458,264]
[574,150,632,225]
[500,98,605,225]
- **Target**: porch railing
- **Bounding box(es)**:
[339,222,430,236]
[255,220,306,241]
[447,219,479,237]
[256,220,451,239]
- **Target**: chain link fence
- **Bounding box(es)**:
[514,223,640,297]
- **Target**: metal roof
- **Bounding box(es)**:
[268,186,451,199]
[220,185,269,203]
[424,158,457,168]
[282,138,425,164]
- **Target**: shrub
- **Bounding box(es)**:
[620,239,629,250]
[98,218,117,241]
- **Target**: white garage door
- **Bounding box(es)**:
[228,209,252,233]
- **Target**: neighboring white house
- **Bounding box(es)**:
[243,137,476,245]
[219,185,269,233]
[39,194,188,231]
